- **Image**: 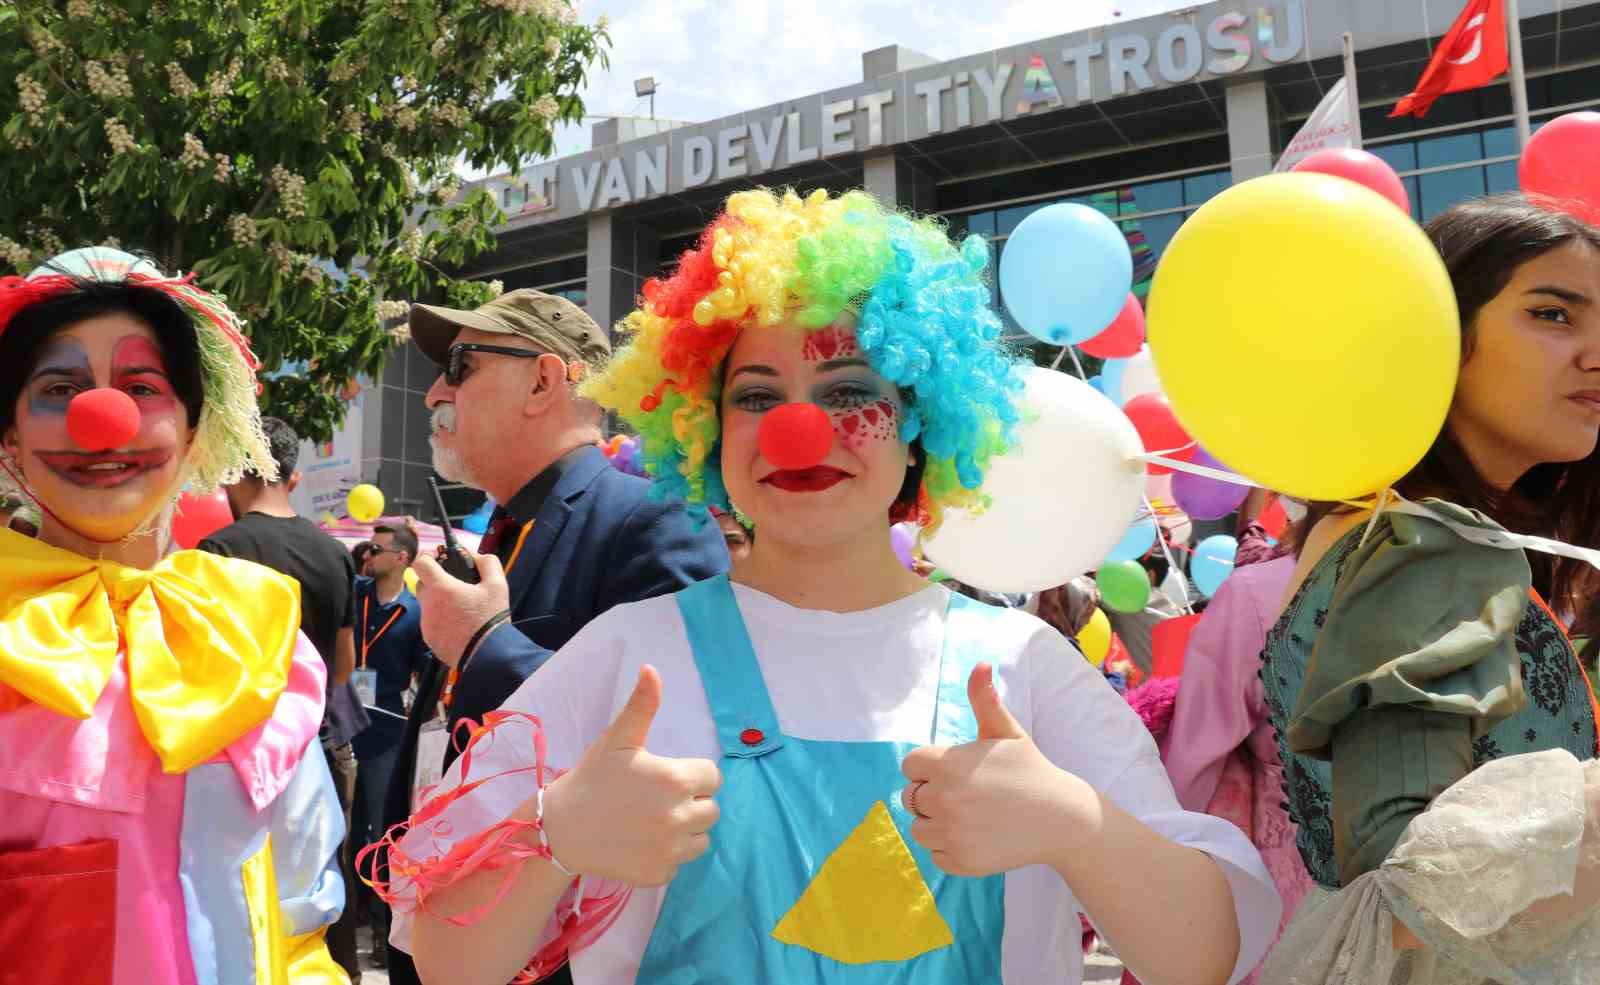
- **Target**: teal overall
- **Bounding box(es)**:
[633,576,1006,983]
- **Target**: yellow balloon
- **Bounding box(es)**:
[1078,607,1111,668]
[347,483,385,523]
[403,567,419,593]
[1147,172,1459,502]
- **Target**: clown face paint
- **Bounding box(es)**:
[720,318,911,550]
[5,313,193,542]
[801,327,901,454]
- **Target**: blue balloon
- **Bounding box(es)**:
[461,497,496,534]
[1191,534,1239,598]
[1105,516,1157,563]
[999,203,1133,346]
[1100,357,1129,406]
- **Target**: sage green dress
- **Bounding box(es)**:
[1260,500,1599,890]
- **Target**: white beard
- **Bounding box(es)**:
[429,405,483,490]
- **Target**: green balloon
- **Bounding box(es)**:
[1096,560,1151,614]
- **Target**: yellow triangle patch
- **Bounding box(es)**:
[770,800,953,965]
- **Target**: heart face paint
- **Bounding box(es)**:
[833,398,900,452]
[801,326,860,363]
[801,326,901,452]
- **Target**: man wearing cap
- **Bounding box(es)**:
[380,289,728,985]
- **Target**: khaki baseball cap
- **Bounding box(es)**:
[409,289,611,370]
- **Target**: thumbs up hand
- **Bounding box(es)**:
[899,663,1088,877]
[536,666,722,886]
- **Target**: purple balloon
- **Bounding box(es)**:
[1171,448,1249,520]
[890,522,918,570]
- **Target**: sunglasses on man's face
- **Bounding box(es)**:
[444,343,545,387]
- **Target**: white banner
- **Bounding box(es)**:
[288,382,366,521]
[1275,78,1355,172]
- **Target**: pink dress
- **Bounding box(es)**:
[1160,555,1314,985]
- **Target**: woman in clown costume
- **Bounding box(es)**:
[0,248,348,983]
[377,190,1280,984]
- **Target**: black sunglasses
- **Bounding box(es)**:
[444,342,545,386]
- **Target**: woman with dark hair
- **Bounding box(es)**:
[352,539,376,576]
[0,248,348,982]
[1260,195,1600,983]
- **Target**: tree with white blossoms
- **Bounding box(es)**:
[0,0,606,441]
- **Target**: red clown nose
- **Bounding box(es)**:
[66,388,142,452]
[757,403,835,471]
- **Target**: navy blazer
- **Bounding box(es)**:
[384,447,728,831]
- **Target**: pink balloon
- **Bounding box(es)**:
[1079,293,1146,359]
[1146,472,1173,502]
[1519,112,1600,225]
[172,490,233,549]
[1292,148,1411,214]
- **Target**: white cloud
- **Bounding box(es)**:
[548,0,1200,158]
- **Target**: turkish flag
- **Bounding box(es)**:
[1390,0,1509,118]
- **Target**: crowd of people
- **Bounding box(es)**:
[0,181,1597,985]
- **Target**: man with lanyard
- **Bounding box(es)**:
[351,521,430,970]
[379,289,728,985]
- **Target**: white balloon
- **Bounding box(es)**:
[923,368,1146,593]
[1120,344,1164,404]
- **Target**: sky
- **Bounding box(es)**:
[543,0,1203,160]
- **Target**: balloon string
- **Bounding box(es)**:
[1064,345,1089,381]
[1140,453,1376,511]
[1143,490,1194,615]
[1050,347,1069,372]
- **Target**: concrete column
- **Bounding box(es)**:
[1225,79,1274,183]
[585,212,658,346]
[863,151,938,212]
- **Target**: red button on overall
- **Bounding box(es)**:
[739,728,764,746]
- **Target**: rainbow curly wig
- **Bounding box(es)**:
[583,188,1024,534]
[0,247,276,504]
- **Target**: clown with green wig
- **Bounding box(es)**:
[0,248,348,982]
[376,190,1280,985]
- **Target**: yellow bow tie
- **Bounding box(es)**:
[0,528,300,773]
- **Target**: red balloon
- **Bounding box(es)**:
[758,403,835,471]
[1519,112,1600,225]
[1123,394,1196,475]
[172,490,233,549]
[1079,293,1146,359]
[1291,148,1411,214]
[66,388,141,452]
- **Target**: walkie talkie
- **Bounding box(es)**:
[428,476,480,585]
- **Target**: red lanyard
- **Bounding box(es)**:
[361,593,405,669]
[442,520,534,709]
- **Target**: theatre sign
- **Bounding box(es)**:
[498,0,1305,222]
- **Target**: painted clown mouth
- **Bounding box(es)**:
[760,466,853,493]
[35,448,175,489]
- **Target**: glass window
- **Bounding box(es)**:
[1368,141,1416,174]
[1485,161,1518,195]
[1182,170,1230,206]
[1417,132,1483,170]
[1404,176,1422,222]
[1125,178,1183,214]
[1482,126,1518,158]
[967,211,996,239]
[1419,167,1487,221]
[995,202,1043,238]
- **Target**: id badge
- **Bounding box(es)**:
[413,718,450,813]
[352,669,378,709]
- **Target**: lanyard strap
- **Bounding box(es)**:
[361,593,406,669]
[443,519,535,710]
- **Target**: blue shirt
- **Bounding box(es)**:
[352,576,430,759]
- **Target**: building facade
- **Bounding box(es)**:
[369,0,1600,521]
